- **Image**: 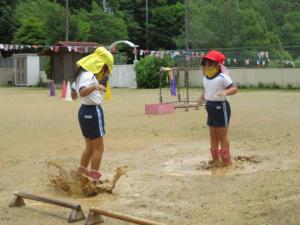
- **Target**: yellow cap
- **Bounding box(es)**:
[76,47,114,75]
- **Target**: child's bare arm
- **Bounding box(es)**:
[79,84,106,97]
[218,86,238,97]
[71,89,78,100]
[196,91,205,109]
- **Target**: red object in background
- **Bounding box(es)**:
[61,80,67,98]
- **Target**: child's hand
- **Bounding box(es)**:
[217,90,227,98]
[195,100,203,110]
[97,84,106,92]
[98,76,109,87]
[196,91,205,110]
[71,90,78,100]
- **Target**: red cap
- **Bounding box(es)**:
[203,50,225,65]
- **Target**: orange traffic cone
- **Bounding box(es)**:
[61,80,67,98]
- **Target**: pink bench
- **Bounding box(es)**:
[145,103,175,115]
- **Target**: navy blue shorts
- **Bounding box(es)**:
[205,101,231,127]
[78,105,105,140]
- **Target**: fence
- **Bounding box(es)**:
[178,68,300,88]
[1,64,300,88]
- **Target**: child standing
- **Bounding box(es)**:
[71,47,114,181]
[197,50,237,166]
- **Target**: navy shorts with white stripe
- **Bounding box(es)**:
[78,105,105,140]
[205,101,231,127]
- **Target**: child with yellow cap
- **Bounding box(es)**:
[196,50,238,167]
[71,47,114,182]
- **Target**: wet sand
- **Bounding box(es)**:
[0,88,299,225]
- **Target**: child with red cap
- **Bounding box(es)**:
[196,50,237,166]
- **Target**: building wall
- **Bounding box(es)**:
[110,65,137,88]
[179,68,300,88]
[0,68,14,85]
[230,68,300,87]
[26,55,40,85]
[52,53,87,84]
[13,54,40,86]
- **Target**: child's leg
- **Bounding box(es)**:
[90,137,104,170]
[216,127,230,149]
[89,137,104,180]
[216,127,232,166]
[78,138,93,175]
[209,126,220,162]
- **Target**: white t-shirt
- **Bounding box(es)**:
[203,73,234,101]
[72,71,102,105]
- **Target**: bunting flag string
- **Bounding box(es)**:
[0,42,271,66]
[140,49,271,66]
[0,43,100,53]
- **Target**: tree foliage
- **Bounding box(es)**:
[135,55,174,88]
[0,0,299,59]
[0,0,17,43]
[280,12,300,47]
[149,3,184,49]
[13,0,89,45]
[78,1,128,45]
[13,17,46,45]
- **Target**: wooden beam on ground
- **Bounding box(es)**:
[9,191,85,223]
[86,207,165,225]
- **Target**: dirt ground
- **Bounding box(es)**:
[0,87,299,225]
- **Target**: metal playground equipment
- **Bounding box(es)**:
[159,67,201,111]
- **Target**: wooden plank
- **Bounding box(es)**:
[9,191,85,223]
[89,207,165,225]
[13,192,80,210]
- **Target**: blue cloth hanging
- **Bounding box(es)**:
[170,70,176,96]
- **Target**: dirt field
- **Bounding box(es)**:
[0,87,299,225]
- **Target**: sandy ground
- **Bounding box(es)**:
[0,87,299,225]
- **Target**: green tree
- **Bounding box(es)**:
[0,0,17,43]
[189,0,241,49]
[135,55,174,88]
[116,0,183,49]
[45,8,90,44]
[13,17,46,45]
[116,0,147,48]
[237,9,271,47]
[13,0,90,45]
[81,1,128,45]
[280,12,300,47]
[149,3,184,49]
[189,1,283,48]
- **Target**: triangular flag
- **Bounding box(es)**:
[54,46,60,53]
